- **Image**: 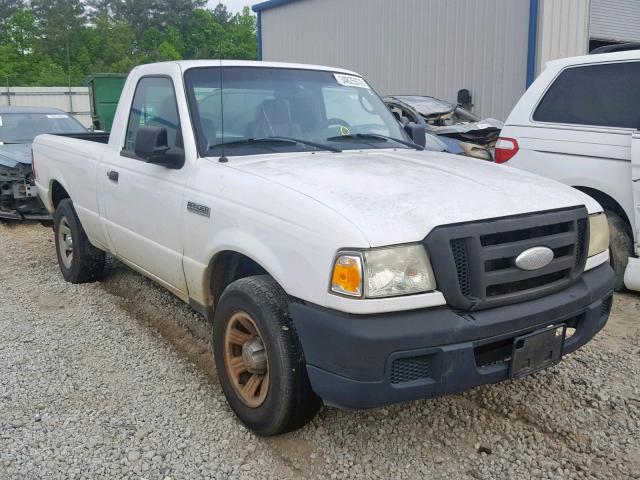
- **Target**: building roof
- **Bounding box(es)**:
[252,0,301,12]
[0,106,68,114]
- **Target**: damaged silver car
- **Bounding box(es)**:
[0,107,86,221]
[383,95,503,161]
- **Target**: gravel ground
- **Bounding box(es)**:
[0,222,639,480]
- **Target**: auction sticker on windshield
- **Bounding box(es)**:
[334,74,370,89]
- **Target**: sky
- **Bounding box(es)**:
[206,0,255,13]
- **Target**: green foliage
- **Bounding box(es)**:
[0,1,258,86]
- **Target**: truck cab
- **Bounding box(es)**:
[497,50,640,292]
[33,61,615,435]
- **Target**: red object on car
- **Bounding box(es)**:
[494,137,519,164]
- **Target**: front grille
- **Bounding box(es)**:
[451,238,472,297]
[425,207,589,311]
[390,355,432,384]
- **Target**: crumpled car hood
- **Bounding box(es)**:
[0,143,32,169]
[224,149,599,247]
[390,95,455,117]
[432,118,504,135]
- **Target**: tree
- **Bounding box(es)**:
[216,7,257,60]
[85,15,137,72]
[2,9,37,55]
[212,3,232,27]
[31,0,88,83]
[0,2,259,86]
[85,0,114,20]
[182,8,225,58]
[0,0,24,38]
[111,0,157,43]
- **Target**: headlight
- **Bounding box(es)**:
[588,213,609,257]
[330,244,436,298]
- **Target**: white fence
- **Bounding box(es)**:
[0,86,91,127]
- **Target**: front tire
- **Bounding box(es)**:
[54,199,105,283]
[213,275,321,436]
[605,210,634,291]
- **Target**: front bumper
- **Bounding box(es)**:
[289,263,614,409]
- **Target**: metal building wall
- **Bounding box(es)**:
[0,86,91,127]
[260,0,531,120]
[590,0,640,42]
[536,0,589,74]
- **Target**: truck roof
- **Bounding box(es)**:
[132,60,361,77]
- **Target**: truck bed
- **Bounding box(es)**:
[56,132,110,144]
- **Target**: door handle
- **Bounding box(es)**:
[107,170,119,182]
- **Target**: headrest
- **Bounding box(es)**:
[262,99,291,124]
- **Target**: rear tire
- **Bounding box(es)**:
[53,199,105,283]
[605,210,634,292]
[213,275,321,436]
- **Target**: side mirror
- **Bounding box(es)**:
[135,126,170,162]
[134,126,184,168]
[404,122,427,147]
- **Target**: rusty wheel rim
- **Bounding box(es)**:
[223,311,270,408]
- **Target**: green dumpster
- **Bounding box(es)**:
[86,74,127,132]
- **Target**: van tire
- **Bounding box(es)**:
[54,198,105,283]
[605,210,634,291]
[213,275,321,435]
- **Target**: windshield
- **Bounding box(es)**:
[0,112,86,143]
[184,67,412,157]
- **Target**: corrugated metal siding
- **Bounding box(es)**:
[590,0,640,42]
[0,87,91,126]
[261,0,530,120]
[536,0,589,74]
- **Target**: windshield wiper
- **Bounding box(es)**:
[212,137,341,153]
[327,133,424,151]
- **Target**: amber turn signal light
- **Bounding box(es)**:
[331,254,362,297]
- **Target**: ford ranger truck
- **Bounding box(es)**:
[32,61,615,436]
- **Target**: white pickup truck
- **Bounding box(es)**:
[34,61,614,435]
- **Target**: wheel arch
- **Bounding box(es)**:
[50,180,71,210]
[573,186,634,236]
[206,250,275,309]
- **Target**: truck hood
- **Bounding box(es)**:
[0,143,32,169]
[224,149,598,247]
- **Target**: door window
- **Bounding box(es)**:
[533,61,640,129]
[124,77,182,153]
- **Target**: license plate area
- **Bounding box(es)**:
[510,325,565,379]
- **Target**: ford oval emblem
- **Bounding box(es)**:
[514,246,554,271]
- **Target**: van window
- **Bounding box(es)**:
[124,76,182,153]
[533,61,640,129]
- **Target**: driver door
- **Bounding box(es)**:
[99,76,189,296]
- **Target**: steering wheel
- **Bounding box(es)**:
[320,118,352,136]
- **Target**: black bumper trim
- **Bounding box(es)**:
[289,263,614,409]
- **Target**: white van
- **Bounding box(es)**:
[497,50,640,292]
